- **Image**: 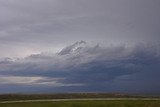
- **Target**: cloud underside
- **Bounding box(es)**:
[0,41,160,93]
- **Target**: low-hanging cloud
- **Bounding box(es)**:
[0,41,160,93]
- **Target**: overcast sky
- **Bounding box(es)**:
[0,0,160,58]
[0,0,160,94]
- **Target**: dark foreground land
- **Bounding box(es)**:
[0,93,137,101]
[0,93,160,107]
[1,100,160,107]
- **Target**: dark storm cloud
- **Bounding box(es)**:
[0,41,160,93]
[0,0,160,57]
[0,0,160,93]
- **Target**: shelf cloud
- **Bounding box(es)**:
[0,0,160,93]
[0,41,160,93]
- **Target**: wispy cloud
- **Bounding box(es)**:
[0,75,83,87]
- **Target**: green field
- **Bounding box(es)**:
[0,100,160,107]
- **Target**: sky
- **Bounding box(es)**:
[0,0,160,94]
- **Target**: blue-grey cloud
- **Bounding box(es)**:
[0,41,160,93]
[0,0,160,94]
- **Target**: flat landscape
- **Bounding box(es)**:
[1,100,160,107]
[0,93,160,107]
[1,0,160,107]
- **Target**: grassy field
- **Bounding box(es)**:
[0,93,135,101]
[0,100,160,107]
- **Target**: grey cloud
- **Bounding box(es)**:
[0,75,82,87]
[0,0,160,58]
[0,0,160,93]
[58,41,86,55]
[0,41,160,93]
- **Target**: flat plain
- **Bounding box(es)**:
[0,93,160,107]
[1,100,160,107]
